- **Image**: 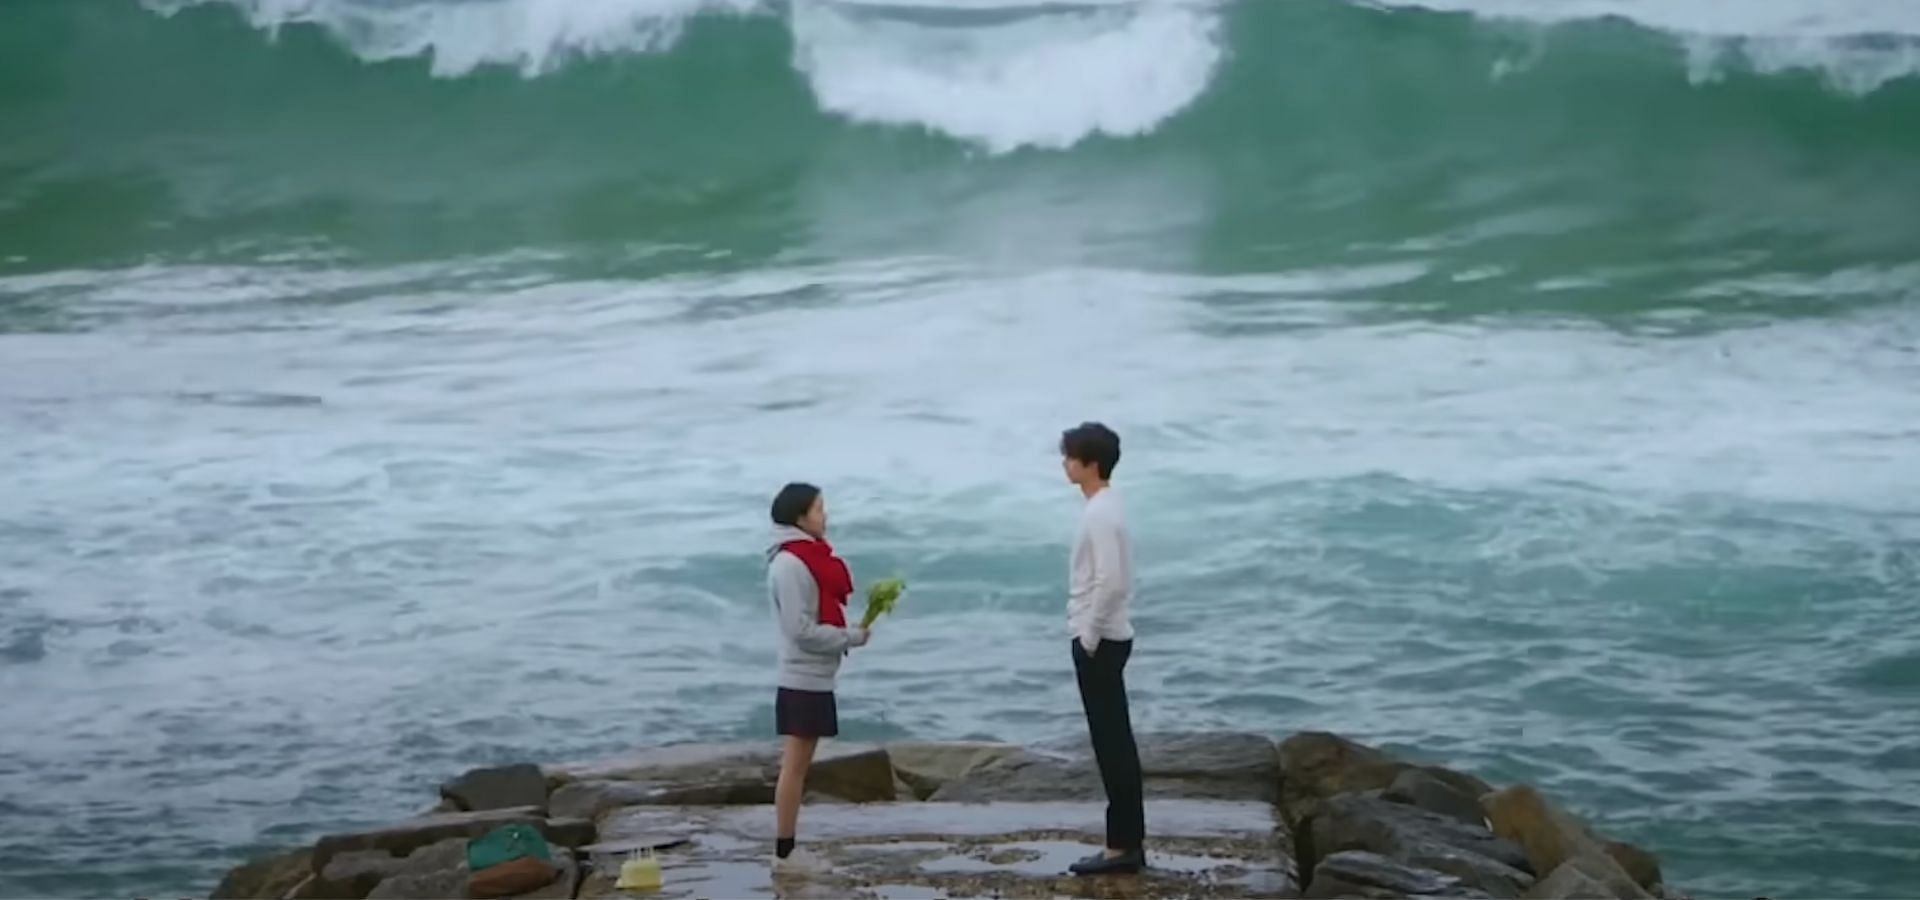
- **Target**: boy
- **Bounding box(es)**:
[1059,422,1145,875]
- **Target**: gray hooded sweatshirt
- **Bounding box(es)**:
[767,525,863,692]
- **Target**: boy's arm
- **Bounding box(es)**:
[1078,515,1126,655]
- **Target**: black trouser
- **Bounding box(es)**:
[1072,638,1144,852]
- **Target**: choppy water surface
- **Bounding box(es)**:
[3,1,1919,896]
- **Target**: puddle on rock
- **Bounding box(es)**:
[864,885,948,900]
[615,800,1278,844]
[581,858,787,899]
[691,831,761,854]
[915,841,1232,878]
[851,841,953,855]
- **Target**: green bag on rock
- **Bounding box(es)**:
[466,823,552,872]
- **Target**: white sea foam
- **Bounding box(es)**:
[792,0,1222,151]
[142,0,766,76]
[140,0,1920,154]
[1378,0,1920,92]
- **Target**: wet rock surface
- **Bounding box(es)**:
[584,799,1297,899]
[209,732,1681,900]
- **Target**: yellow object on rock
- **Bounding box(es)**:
[615,850,662,892]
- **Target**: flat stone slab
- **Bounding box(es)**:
[580,800,1297,899]
[312,807,594,874]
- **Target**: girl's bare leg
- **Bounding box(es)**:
[774,735,819,851]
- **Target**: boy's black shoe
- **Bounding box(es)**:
[1068,848,1145,876]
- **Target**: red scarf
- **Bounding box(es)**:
[780,538,851,627]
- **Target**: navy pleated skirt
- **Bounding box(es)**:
[774,688,838,738]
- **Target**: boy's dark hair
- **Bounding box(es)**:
[770,482,822,527]
[1060,422,1121,480]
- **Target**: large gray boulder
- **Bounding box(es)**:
[1306,850,1495,899]
[1386,767,1488,827]
[1279,731,1493,827]
[209,848,312,900]
[1526,855,1656,900]
[1312,792,1534,898]
[1482,786,1652,899]
[442,763,550,813]
[308,849,405,899]
[884,742,1024,800]
[363,838,470,900]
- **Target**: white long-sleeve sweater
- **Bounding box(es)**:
[1069,487,1135,653]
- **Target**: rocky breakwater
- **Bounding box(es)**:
[211,731,1684,899]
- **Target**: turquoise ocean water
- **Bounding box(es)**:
[2,0,1918,896]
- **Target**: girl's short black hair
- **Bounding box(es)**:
[1060,422,1121,480]
[771,482,822,527]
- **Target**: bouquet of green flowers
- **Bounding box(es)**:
[861,578,906,629]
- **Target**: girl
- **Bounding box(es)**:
[765,482,872,871]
